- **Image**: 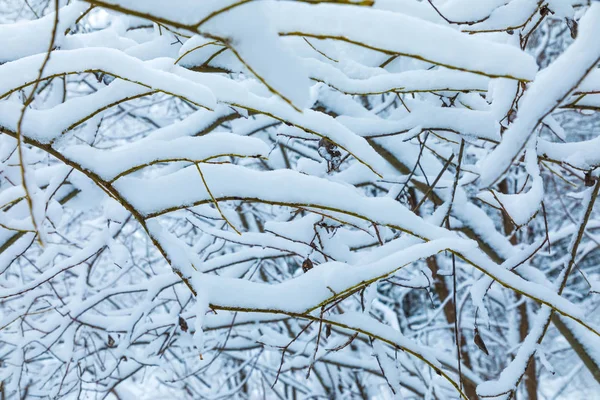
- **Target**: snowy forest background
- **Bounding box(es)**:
[1,0,600,399]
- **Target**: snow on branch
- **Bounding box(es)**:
[1,1,599,399]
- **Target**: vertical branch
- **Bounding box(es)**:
[559,178,600,295]
[499,178,539,400]
[447,139,466,392]
[15,0,61,245]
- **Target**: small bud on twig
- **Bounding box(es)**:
[302,258,314,272]
[179,316,189,332]
[474,327,489,355]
